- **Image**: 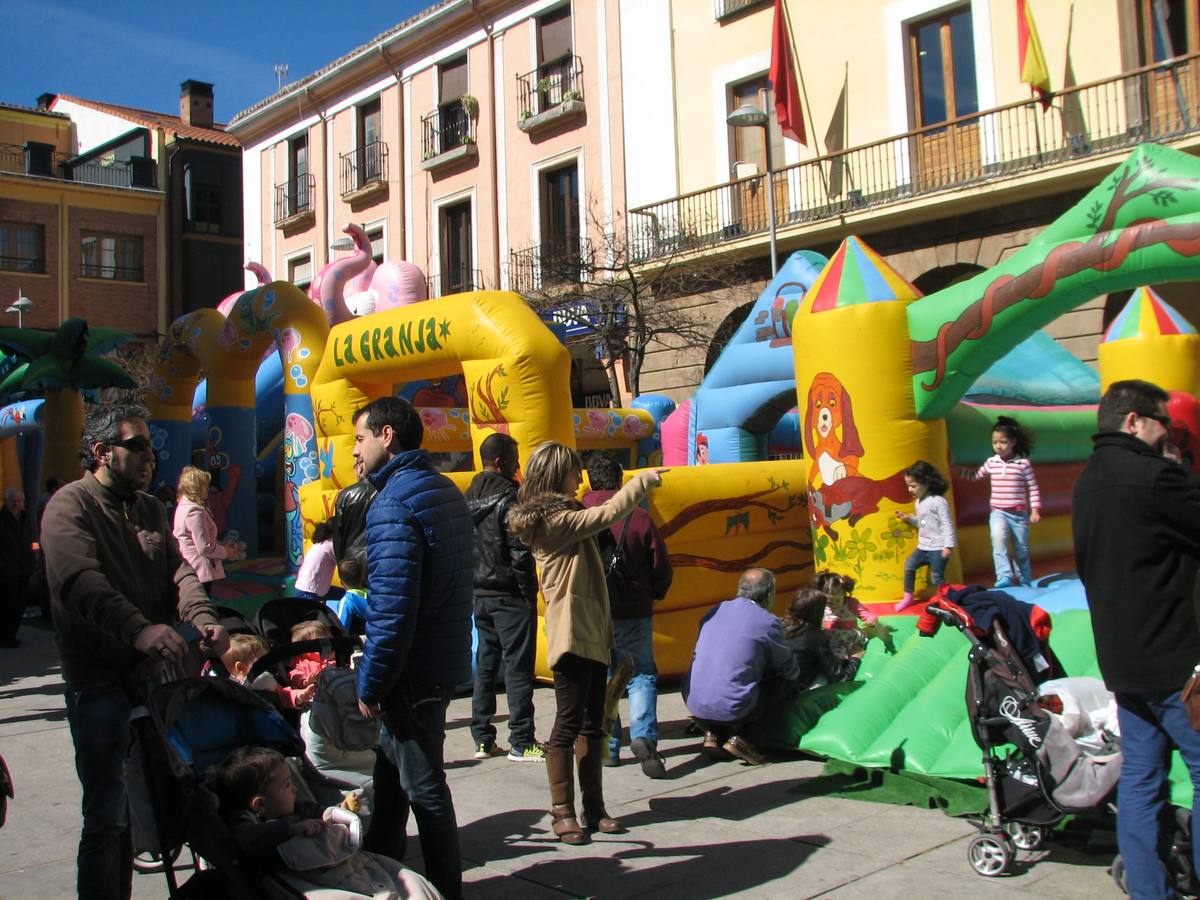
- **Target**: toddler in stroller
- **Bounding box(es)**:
[918,588,1122,878]
[131,675,432,898]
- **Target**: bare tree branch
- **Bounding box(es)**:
[512,202,756,400]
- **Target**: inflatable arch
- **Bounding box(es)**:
[793,142,1200,601]
[148,283,329,564]
[661,250,826,466]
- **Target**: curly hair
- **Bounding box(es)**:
[904,460,949,496]
[79,401,150,472]
[176,466,212,503]
[585,452,623,491]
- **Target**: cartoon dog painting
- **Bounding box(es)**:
[804,372,864,488]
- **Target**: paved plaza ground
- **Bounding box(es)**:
[0,619,1125,898]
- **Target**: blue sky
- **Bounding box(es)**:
[0,0,432,122]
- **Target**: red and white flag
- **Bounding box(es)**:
[769,0,806,145]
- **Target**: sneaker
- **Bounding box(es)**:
[630,737,667,779]
[473,741,502,760]
[508,743,546,762]
[993,578,1015,589]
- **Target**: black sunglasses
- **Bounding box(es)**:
[1143,413,1172,428]
[110,435,154,453]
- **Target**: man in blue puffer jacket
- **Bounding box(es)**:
[351,396,472,900]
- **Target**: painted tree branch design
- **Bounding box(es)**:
[910,156,1200,391]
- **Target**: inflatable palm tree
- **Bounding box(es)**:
[0,318,135,484]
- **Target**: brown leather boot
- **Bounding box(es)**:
[575,736,623,834]
[546,747,587,845]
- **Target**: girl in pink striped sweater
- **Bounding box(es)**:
[960,416,1041,589]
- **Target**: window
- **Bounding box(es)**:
[0,222,44,273]
[189,181,222,233]
[437,57,470,152]
[81,232,142,281]
[440,202,472,295]
[908,5,978,127]
[290,133,309,213]
[1137,0,1197,62]
[728,77,784,177]
[366,225,385,264]
[538,5,572,65]
[357,99,382,182]
[540,163,580,279]
[288,253,312,293]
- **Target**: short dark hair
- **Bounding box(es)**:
[352,396,423,451]
[479,433,517,465]
[904,460,949,496]
[80,402,150,472]
[586,452,623,491]
[1097,379,1169,433]
[214,746,284,817]
[311,520,333,543]
[44,477,62,493]
[814,570,855,596]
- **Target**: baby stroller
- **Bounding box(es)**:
[252,596,346,647]
[920,593,1122,877]
[130,675,366,898]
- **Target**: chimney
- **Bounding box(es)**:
[180,80,214,128]
[36,93,56,110]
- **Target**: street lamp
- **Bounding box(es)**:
[726,102,778,276]
[5,291,33,328]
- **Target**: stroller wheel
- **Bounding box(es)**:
[1111,855,1128,895]
[1007,822,1045,851]
[132,844,182,874]
[968,833,1014,877]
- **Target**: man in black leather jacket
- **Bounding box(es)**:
[466,433,543,761]
[1073,378,1200,897]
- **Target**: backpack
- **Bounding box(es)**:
[595,517,633,606]
[309,667,380,752]
[333,481,377,589]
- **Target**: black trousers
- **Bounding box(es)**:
[547,652,607,749]
[470,593,537,748]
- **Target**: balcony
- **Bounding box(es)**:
[273,174,316,229]
[516,55,585,134]
[339,141,388,201]
[420,104,477,172]
[714,0,770,21]
[426,264,484,298]
[0,142,155,190]
[628,52,1200,263]
[80,261,143,282]
[507,240,594,294]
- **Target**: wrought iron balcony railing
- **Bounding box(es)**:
[426,265,483,298]
[339,141,388,197]
[714,0,771,21]
[0,142,155,189]
[80,261,143,281]
[507,240,594,294]
[421,105,476,160]
[516,54,584,121]
[628,51,1200,262]
[274,173,316,225]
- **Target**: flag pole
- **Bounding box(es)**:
[779,0,829,202]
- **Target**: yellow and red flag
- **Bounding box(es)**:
[769,0,806,145]
[1017,0,1052,109]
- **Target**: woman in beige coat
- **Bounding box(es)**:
[508,441,664,845]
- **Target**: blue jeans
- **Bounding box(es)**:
[1115,690,1200,899]
[609,616,658,758]
[64,682,134,900]
[903,547,948,593]
[989,508,1032,584]
[369,683,461,900]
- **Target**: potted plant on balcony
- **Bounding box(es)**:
[460,94,479,119]
[562,89,582,104]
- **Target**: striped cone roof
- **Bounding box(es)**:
[1101,286,1196,342]
[799,236,922,314]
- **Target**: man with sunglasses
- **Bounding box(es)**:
[1074,379,1200,899]
[41,402,228,900]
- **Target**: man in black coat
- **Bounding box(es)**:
[465,433,543,761]
[1073,378,1200,897]
[0,487,34,647]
